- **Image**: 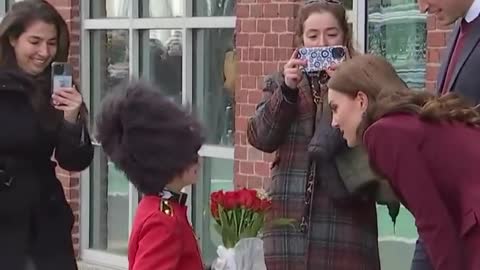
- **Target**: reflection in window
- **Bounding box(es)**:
[367,0,427,88]
[140,29,182,103]
[89,30,130,255]
[193,29,236,146]
[194,0,236,17]
[90,0,131,18]
[193,157,234,264]
[140,0,184,17]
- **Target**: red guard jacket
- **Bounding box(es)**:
[128,193,204,270]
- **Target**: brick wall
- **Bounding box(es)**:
[236,2,454,189]
[46,0,82,258]
[235,0,302,190]
[425,14,453,93]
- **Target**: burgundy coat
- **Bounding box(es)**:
[364,113,480,270]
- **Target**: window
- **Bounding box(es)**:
[367,0,427,89]
[366,1,426,269]
[80,0,236,267]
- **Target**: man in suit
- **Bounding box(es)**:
[419,0,480,101]
[411,0,480,269]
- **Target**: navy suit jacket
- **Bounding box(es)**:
[364,113,480,270]
[437,18,480,104]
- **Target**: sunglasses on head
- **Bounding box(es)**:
[305,0,342,5]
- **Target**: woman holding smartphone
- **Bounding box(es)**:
[247,1,380,269]
[0,1,93,269]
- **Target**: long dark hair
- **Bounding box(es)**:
[0,0,87,129]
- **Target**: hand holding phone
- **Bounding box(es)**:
[283,49,307,89]
[51,62,83,123]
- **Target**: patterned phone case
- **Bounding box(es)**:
[297,46,346,74]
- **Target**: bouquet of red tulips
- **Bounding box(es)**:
[211,188,276,270]
[210,188,272,249]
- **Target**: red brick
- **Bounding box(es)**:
[279,3,298,17]
[264,62,278,74]
[237,89,249,103]
[287,18,297,32]
[239,161,254,174]
[249,62,263,76]
[264,4,279,17]
[272,19,287,32]
[248,89,263,104]
[264,33,278,47]
[247,147,263,161]
[279,33,294,47]
[239,133,247,145]
[267,48,275,61]
[237,33,249,46]
[426,65,440,81]
[427,15,436,31]
[254,162,270,177]
[235,175,247,189]
[249,34,264,47]
[239,104,256,117]
[237,4,249,17]
[241,76,256,90]
[250,4,263,17]
[242,19,256,33]
[427,48,442,63]
[236,116,249,131]
[257,19,271,33]
[427,31,447,48]
[238,62,249,75]
[274,48,288,60]
[235,146,247,160]
[248,48,261,61]
[247,176,263,189]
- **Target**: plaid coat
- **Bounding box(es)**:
[247,73,380,270]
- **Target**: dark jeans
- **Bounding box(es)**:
[410,239,434,270]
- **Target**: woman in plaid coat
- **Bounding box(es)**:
[247,1,380,269]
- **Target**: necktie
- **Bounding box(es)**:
[441,20,469,95]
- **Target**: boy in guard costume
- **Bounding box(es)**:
[95,80,205,270]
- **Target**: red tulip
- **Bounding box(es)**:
[237,188,257,210]
[223,191,240,210]
[210,190,225,219]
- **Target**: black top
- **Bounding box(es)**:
[0,69,93,270]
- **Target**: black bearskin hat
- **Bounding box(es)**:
[95,80,204,194]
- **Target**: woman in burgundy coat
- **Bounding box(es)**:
[326,54,480,270]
